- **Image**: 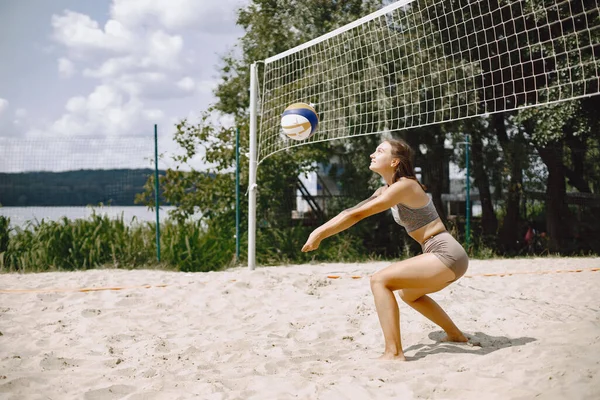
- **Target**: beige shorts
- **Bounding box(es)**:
[422,232,469,282]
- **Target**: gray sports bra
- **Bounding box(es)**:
[391,197,440,232]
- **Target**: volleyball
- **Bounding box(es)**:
[281,102,319,141]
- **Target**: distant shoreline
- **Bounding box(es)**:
[0,169,165,207]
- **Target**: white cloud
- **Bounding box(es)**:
[196,80,219,95]
[111,0,197,29]
[0,102,30,139]
[82,57,136,79]
[4,0,245,173]
[13,108,28,126]
[176,77,195,92]
[65,96,87,114]
[144,109,164,120]
[110,0,237,32]
[144,30,183,67]
[112,72,166,97]
[15,108,27,119]
[48,84,164,137]
[47,4,192,139]
[52,11,135,54]
[58,57,76,78]
[0,0,249,174]
[80,31,185,77]
[110,73,200,100]
[0,98,8,117]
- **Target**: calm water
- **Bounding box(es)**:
[0,206,178,228]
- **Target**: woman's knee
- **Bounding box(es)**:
[370,272,389,290]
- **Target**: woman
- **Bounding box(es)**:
[301,139,469,361]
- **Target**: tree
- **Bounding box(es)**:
[460,117,501,240]
[138,0,600,258]
[516,97,600,252]
[138,0,396,262]
[425,0,600,252]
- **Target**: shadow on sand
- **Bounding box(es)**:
[403,331,537,361]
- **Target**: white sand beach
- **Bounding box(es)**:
[1,257,599,399]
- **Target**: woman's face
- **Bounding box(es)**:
[369,141,396,173]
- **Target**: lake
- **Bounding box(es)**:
[0,206,178,228]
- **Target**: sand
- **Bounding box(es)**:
[1,257,599,399]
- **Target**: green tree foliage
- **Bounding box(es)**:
[425,0,600,252]
[137,0,394,264]
[138,0,599,261]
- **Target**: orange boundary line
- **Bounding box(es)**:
[0,284,168,294]
[326,267,600,280]
[464,267,600,278]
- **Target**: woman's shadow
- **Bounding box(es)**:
[403,331,536,361]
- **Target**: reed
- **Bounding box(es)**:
[1,213,538,274]
[0,214,237,272]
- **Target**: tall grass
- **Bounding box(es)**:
[0,216,10,268]
[0,214,239,273]
[1,214,153,272]
[0,214,373,273]
[255,224,370,265]
[3,211,574,274]
[160,218,236,272]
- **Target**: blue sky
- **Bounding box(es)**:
[0,0,246,170]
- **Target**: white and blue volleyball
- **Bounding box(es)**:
[281,102,319,141]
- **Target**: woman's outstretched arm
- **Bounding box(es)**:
[301,181,407,252]
[313,191,380,231]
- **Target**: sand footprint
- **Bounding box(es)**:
[155,338,171,353]
[263,359,290,375]
[84,384,136,400]
[36,293,62,303]
[107,333,135,344]
[39,354,81,371]
[141,368,158,378]
[0,376,47,394]
[81,309,102,318]
[103,358,125,368]
[114,298,142,307]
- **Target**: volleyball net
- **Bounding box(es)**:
[247,0,600,269]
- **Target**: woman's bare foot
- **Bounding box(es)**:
[378,352,407,361]
[440,332,469,343]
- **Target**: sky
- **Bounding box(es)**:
[0,0,247,171]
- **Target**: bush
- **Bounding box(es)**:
[0,216,9,254]
[0,214,236,273]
